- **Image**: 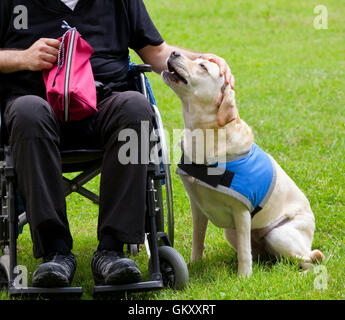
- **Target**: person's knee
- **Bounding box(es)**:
[6,95,58,141]
[8,95,54,125]
[117,91,154,125]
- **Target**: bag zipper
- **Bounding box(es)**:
[64,28,76,122]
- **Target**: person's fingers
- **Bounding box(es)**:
[42,38,61,49]
[42,44,59,58]
[222,64,231,85]
[208,57,221,75]
[208,56,234,87]
[32,58,54,70]
[41,61,54,70]
[230,73,235,89]
[41,52,58,64]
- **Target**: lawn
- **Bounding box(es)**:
[1,0,344,300]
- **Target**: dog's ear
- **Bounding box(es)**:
[216,85,238,127]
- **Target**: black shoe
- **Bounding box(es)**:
[91,250,142,285]
[32,252,76,288]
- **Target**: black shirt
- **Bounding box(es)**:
[0,0,164,100]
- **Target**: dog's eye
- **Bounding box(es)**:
[199,63,208,72]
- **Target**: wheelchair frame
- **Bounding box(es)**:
[0,64,188,298]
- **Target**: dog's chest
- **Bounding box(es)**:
[180,175,241,228]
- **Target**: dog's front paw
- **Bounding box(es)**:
[191,243,206,263]
[190,253,203,263]
[238,261,252,277]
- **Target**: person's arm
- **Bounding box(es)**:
[137,41,235,88]
[0,38,60,73]
[0,50,27,73]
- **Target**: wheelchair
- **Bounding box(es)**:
[0,63,189,298]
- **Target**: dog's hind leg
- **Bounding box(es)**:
[263,211,324,269]
[190,199,208,263]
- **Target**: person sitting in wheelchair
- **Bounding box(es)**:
[0,0,233,288]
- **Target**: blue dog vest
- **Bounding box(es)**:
[177,143,277,218]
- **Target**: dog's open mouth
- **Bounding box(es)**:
[166,61,188,85]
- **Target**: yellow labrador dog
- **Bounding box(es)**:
[162,52,324,277]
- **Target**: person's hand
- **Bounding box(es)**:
[21,38,61,71]
[200,53,235,89]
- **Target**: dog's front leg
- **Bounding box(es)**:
[234,210,252,277]
[190,200,208,263]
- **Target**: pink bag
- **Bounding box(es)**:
[43,21,97,122]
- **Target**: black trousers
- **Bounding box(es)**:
[4,91,154,258]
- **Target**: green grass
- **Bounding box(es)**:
[1,0,344,300]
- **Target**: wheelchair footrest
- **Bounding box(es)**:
[93,280,164,297]
[8,286,83,298]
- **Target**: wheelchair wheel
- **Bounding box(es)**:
[162,164,174,246]
[148,246,188,290]
[151,104,174,246]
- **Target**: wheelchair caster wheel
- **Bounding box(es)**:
[148,246,189,290]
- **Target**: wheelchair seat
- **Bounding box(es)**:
[60,149,103,165]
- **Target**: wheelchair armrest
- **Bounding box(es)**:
[128,64,152,80]
[132,64,152,73]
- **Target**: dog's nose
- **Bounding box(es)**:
[171,51,181,58]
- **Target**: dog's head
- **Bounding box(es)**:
[162,52,238,127]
